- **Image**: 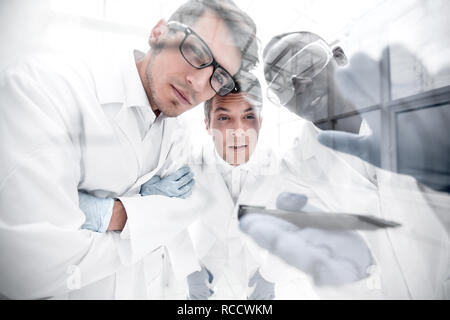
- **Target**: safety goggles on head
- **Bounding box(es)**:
[168,21,239,97]
[265,32,347,106]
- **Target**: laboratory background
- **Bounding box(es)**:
[1,0,448,191]
[0,0,449,301]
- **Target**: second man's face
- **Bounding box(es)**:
[207,93,262,166]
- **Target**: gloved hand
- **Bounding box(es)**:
[240,192,373,286]
[317,53,382,167]
[140,165,195,198]
[248,269,275,300]
[187,266,214,300]
[78,167,195,233]
[78,191,114,233]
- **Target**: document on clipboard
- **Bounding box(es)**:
[238,204,402,231]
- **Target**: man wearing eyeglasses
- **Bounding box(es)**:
[0,0,258,299]
[256,32,449,299]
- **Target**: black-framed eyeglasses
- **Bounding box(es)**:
[168,21,239,97]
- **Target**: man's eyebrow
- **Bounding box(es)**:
[213,107,231,113]
[243,107,256,113]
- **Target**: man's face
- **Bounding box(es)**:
[206,93,262,166]
[264,34,334,121]
[144,10,242,117]
[283,64,330,121]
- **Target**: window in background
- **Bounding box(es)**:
[1,0,448,157]
[303,0,450,135]
[395,99,450,192]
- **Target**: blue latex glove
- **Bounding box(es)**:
[78,191,114,233]
[248,269,275,300]
[240,192,373,286]
[187,266,214,300]
[140,166,195,198]
[78,167,194,233]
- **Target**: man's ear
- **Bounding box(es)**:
[204,119,211,135]
[149,19,169,47]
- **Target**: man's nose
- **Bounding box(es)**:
[186,66,213,93]
[292,77,313,93]
[230,127,246,138]
[228,118,244,132]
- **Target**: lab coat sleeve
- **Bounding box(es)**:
[165,229,201,279]
[419,185,450,237]
[375,169,450,299]
[0,67,124,299]
[116,119,203,276]
[117,169,209,267]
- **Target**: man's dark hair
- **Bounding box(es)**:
[169,0,259,71]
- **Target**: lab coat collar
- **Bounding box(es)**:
[201,138,280,177]
[89,49,161,175]
[196,142,236,229]
[90,51,124,105]
[202,140,280,210]
[246,141,280,175]
[295,119,317,161]
[122,51,152,113]
[210,144,256,182]
[91,49,152,113]
[234,142,280,206]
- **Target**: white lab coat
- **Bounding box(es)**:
[184,116,449,300]
[281,118,450,299]
[184,140,319,300]
[0,51,202,299]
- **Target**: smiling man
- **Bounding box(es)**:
[205,81,262,166]
[185,72,279,300]
[0,0,258,299]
